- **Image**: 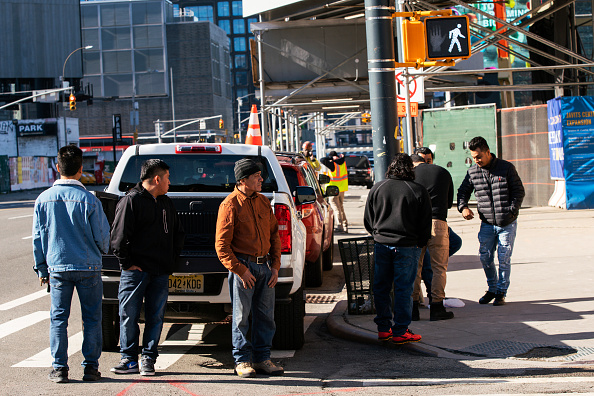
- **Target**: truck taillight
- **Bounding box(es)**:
[298,203,315,219]
[275,203,292,254]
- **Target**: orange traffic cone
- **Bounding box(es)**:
[245,104,262,146]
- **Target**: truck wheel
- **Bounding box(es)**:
[322,231,334,271]
[102,303,119,351]
[304,251,323,287]
[273,287,305,350]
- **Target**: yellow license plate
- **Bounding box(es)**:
[168,274,204,293]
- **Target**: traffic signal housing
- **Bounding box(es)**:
[69,94,76,111]
[361,112,371,123]
[219,118,224,129]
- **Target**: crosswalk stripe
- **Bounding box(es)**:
[361,377,594,387]
[155,324,211,370]
[0,289,48,311]
[9,214,33,219]
[21,235,32,239]
[0,311,49,339]
[12,332,83,368]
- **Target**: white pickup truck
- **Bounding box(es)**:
[96,143,312,350]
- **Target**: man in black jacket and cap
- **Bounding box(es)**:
[364,153,432,345]
[458,136,525,306]
[110,159,185,376]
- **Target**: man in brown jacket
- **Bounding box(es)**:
[215,158,283,378]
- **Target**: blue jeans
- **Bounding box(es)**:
[229,258,276,364]
[373,243,421,337]
[49,271,102,370]
[420,227,463,297]
[478,221,518,295]
[118,270,169,361]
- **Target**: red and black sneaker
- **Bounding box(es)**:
[378,329,393,341]
[391,329,422,345]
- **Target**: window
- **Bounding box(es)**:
[102,28,131,50]
[235,71,248,85]
[218,19,231,35]
[136,72,165,95]
[103,51,132,74]
[101,4,130,27]
[217,2,230,17]
[82,29,99,49]
[133,26,163,48]
[83,52,101,75]
[247,17,257,34]
[81,6,98,28]
[234,54,247,69]
[233,37,246,52]
[104,74,133,97]
[187,6,213,22]
[83,76,102,97]
[132,2,162,25]
[236,87,248,98]
[232,19,245,34]
[232,1,242,16]
[134,49,164,72]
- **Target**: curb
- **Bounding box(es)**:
[327,300,452,358]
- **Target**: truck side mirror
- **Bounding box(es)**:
[294,186,316,206]
[324,185,340,197]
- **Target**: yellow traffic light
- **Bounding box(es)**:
[402,20,426,63]
[69,94,76,111]
[362,112,371,123]
[219,118,224,129]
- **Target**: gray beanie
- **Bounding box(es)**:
[234,158,261,181]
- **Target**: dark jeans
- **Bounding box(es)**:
[373,242,421,337]
[118,270,169,361]
[421,227,462,298]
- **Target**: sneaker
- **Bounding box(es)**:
[479,291,497,304]
[378,328,393,341]
[48,367,69,383]
[493,293,506,306]
[253,360,284,376]
[234,362,256,378]
[140,356,155,376]
[82,366,101,381]
[391,329,422,345]
[111,358,139,374]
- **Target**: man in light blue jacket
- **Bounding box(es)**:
[33,145,110,384]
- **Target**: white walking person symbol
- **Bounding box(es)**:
[448,24,465,53]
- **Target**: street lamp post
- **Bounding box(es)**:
[237,92,256,142]
[60,45,92,148]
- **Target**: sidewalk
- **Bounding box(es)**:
[329,187,594,365]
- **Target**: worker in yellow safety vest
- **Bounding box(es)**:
[301,141,321,172]
[321,151,349,233]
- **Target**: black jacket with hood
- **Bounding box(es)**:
[111,183,185,274]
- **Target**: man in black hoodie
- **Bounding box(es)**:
[458,137,525,306]
[364,154,432,344]
[411,154,454,321]
[110,159,185,376]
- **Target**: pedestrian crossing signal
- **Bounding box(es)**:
[424,16,471,61]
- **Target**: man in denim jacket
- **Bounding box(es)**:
[33,145,110,383]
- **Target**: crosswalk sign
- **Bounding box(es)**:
[424,16,471,61]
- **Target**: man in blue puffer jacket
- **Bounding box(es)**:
[33,145,111,383]
[457,136,525,306]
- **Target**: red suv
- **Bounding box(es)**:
[276,153,339,287]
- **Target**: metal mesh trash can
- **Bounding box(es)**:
[338,236,375,315]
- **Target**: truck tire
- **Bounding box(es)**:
[102,303,119,351]
[322,231,334,271]
[304,251,323,287]
[273,287,305,350]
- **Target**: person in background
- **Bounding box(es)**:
[457,136,525,306]
[110,159,185,376]
[364,153,432,345]
[215,158,284,378]
[301,141,321,172]
[33,145,110,383]
[414,147,435,164]
[321,151,349,233]
[410,154,455,321]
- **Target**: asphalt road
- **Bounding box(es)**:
[1,188,594,395]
